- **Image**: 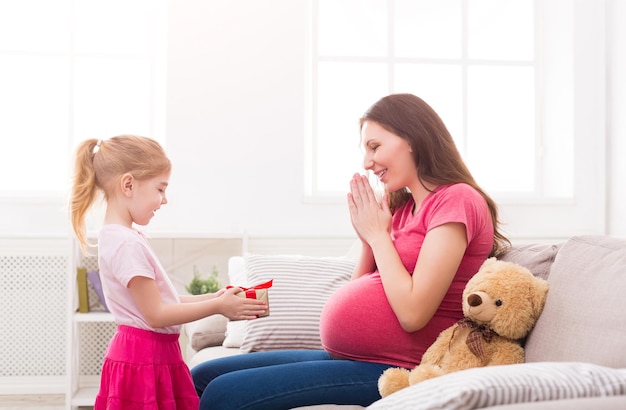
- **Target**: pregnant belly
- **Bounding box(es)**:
[319,273,402,359]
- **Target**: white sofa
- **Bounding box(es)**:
[184,252,357,368]
[184,235,626,409]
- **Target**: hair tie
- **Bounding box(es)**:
[93,139,102,154]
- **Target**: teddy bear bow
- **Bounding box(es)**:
[454,318,497,362]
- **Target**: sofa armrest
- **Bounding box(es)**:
[485,395,626,410]
[367,362,626,410]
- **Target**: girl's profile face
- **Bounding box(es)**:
[361,121,417,193]
[129,172,170,226]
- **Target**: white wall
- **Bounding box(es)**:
[156,0,353,237]
[0,0,624,240]
[155,0,626,240]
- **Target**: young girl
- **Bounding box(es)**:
[70,135,266,409]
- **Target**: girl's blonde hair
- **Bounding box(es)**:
[70,135,171,252]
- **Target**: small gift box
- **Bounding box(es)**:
[227,279,272,317]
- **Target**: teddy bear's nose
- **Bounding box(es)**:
[468,293,482,307]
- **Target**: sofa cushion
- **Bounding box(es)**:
[239,254,354,353]
[367,362,626,410]
[186,314,228,351]
[524,235,626,367]
[222,256,248,348]
[499,242,561,280]
[187,345,241,370]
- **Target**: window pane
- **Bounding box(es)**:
[311,0,585,206]
[0,0,71,52]
[467,65,535,192]
[395,0,462,58]
[0,0,166,195]
[73,57,152,143]
[394,63,464,152]
[0,55,70,191]
[541,0,574,198]
[317,0,387,57]
[468,0,534,61]
[315,62,388,193]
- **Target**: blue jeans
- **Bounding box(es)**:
[191,350,394,410]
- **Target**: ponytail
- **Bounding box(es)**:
[70,139,101,253]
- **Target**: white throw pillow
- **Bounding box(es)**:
[227,255,248,287]
[238,254,354,352]
[222,320,246,348]
[222,256,249,348]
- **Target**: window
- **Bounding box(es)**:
[0,0,166,195]
[308,0,606,238]
[307,0,571,198]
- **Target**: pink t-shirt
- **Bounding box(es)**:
[320,183,494,368]
[98,224,181,334]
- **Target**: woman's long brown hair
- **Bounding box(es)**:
[360,93,510,257]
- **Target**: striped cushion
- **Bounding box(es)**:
[368,362,626,410]
[239,254,354,353]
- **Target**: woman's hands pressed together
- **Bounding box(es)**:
[347,173,392,246]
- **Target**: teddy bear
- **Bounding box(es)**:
[378,257,549,398]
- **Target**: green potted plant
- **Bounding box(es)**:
[185,265,221,295]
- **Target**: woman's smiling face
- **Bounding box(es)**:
[361,121,417,193]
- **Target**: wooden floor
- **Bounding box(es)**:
[0,395,92,410]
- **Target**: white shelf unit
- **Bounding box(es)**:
[65,232,245,409]
[66,237,115,410]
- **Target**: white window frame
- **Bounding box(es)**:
[0,0,167,202]
[306,0,606,239]
[501,0,606,239]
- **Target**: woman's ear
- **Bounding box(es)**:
[120,173,134,197]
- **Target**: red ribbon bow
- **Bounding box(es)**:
[227,279,273,298]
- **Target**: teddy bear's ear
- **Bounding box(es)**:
[480,257,499,269]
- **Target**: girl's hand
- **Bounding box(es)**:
[347,173,392,245]
[201,287,227,300]
[214,287,227,297]
[219,287,267,321]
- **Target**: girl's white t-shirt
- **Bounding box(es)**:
[97,224,181,334]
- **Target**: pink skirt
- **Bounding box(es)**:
[95,325,199,410]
